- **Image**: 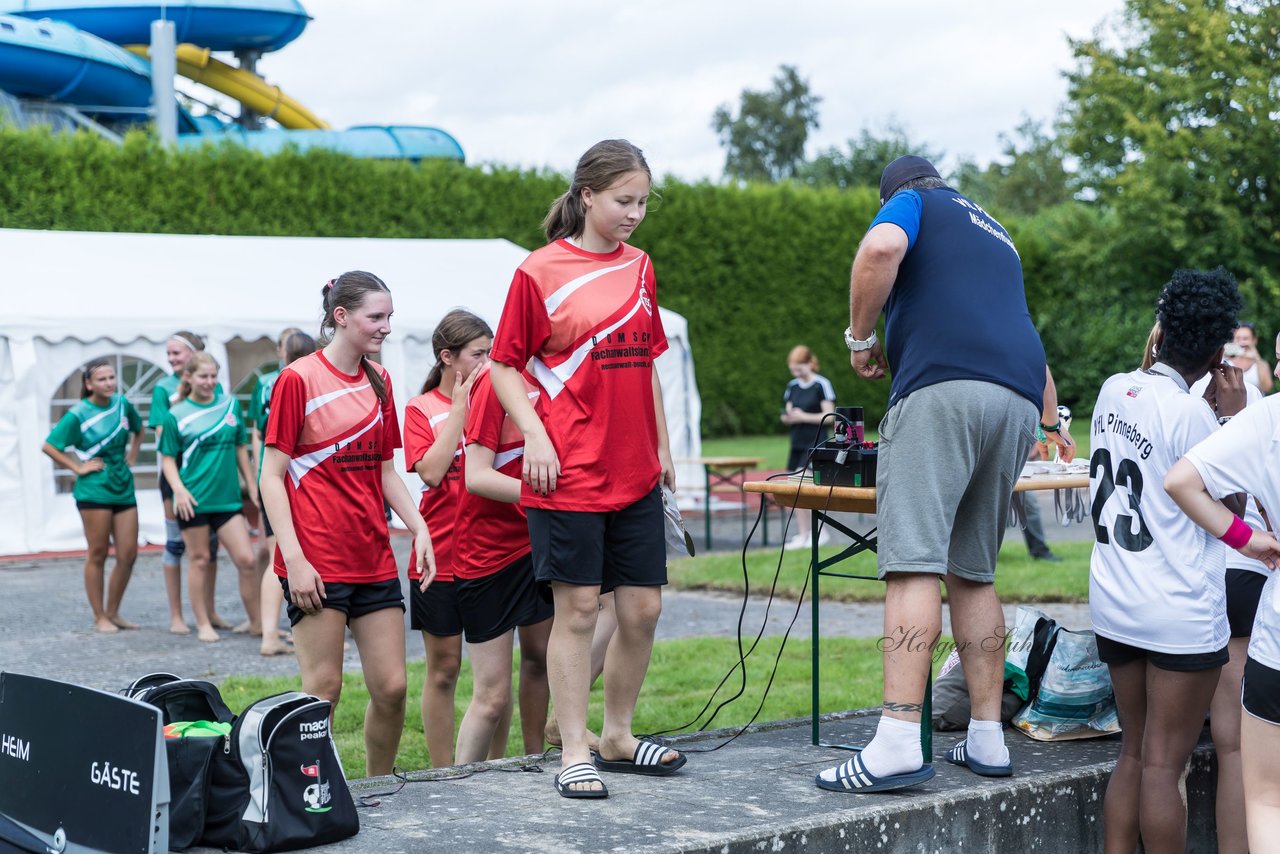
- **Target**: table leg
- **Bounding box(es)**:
[703,466,712,552]
[762,492,769,546]
[810,508,820,747]
[922,659,933,758]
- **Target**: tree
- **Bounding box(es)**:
[712,65,821,183]
[952,118,1073,216]
[795,121,943,192]
[1061,0,1280,321]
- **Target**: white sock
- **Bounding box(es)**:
[965,718,1009,767]
[820,714,923,781]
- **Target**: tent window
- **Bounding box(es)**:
[226,335,280,411]
[48,355,167,494]
[235,359,282,406]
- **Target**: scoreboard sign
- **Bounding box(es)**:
[0,673,169,853]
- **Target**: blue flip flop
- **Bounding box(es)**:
[814,753,936,793]
[945,740,1013,777]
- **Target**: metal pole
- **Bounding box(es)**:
[234,49,263,129]
[811,508,820,746]
[149,20,176,146]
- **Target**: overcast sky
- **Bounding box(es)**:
[236,0,1126,181]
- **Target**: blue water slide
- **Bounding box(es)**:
[177,124,467,162]
[0,0,309,52]
[0,12,150,107]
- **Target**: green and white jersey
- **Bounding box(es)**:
[247,370,280,481]
[45,395,142,505]
[148,374,182,429]
[149,373,224,429]
[158,395,248,513]
[247,370,279,432]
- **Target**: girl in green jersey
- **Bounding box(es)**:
[160,352,259,643]
[42,358,144,633]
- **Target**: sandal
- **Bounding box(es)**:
[945,739,1012,777]
[593,738,686,777]
[554,762,609,799]
[815,753,935,793]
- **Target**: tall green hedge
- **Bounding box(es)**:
[0,128,1101,436]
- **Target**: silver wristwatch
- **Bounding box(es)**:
[844,327,878,352]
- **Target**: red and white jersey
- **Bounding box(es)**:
[453,368,537,579]
[265,351,401,584]
[403,388,461,582]
[490,239,668,512]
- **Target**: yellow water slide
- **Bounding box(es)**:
[126,43,329,130]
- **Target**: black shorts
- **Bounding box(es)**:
[409,577,463,637]
[787,445,814,473]
[76,500,137,514]
[159,472,173,501]
[177,508,242,532]
[1242,657,1280,725]
[526,486,667,596]
[257,487,273,538]
[1095,634,1229,672]
[456,554,553,644]
[1227,569,1267,638]
[279,576,405,627]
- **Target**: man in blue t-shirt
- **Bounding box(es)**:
[816,156,1074,795]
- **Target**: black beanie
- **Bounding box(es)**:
[879,155,941,202]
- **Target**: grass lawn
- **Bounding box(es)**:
[701,431,1091,472]
[700,434,792,470]
[220,635,891,779]
[669,537,1091,603]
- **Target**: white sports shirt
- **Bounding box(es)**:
[1186,378,1269,575]
[1183,395,1280,671]
[1089,364,1227,654]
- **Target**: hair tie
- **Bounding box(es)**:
[323,279,336,293]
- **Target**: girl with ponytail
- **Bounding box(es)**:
[159,352,259,643]
[42,357,144,632]
[149,329,216,635]
[260,271,435,777]
[248,328,314,656]
[489,140,685,798]
[402,309,494,767]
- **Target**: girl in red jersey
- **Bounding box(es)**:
[454,365,553,763]
[403,309,497,767]
[489,139,685,798]
[260,272,435,777]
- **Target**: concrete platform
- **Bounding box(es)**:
[286,712,1219,854]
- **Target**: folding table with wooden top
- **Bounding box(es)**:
[743,473,1089,755]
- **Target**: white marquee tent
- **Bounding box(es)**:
[0,228,702,556]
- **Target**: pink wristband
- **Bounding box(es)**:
[1220,516,1252,550]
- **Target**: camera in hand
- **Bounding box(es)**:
[1224,343,1245,358]
[809,406,878,487]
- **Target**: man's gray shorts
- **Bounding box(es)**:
[876,380,1038,583]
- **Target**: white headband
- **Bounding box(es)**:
[169,335,197,352]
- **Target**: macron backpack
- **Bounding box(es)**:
[202,691,358,853]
